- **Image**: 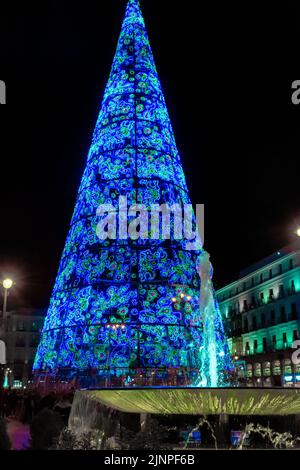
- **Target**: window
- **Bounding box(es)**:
[269,288,274,301]
[280,306,286,323]
[261,313,266,327]
[272,335,277,350]
[293,330,299,341]
[260,292,264,304]
[31,322,39,332]
[263,361,271,377]
[243,282,246,291]
[260,273,263,283]
[283,332,288,349]
[291,303,297,319]
[291,280,296,294]
[269,269,272,279]
[251,295,256,308]
[272,360,281,376]
[289,259,294,270]
[263,337,267,352]
[243,300,248,312]
[271,310,275,324]
[254,339,258,353]
[251,278,254,287]
[278,264,282,275]
[13,380,23,389]
[245,341,250,355]
[254,363,262,377]
[252,316,257,330]
[246,364,253,378]
[16,321,25,332]
[284,359,292,374]
[244,318,249,332]
[279,284,285,298]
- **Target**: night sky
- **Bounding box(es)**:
[0,0,300,308]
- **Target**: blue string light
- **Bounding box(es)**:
[33,0,232,388]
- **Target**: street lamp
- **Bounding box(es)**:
[0,279,13,401]
[296,228,300,238]
[3,279,13,290]
[2,278,13,321]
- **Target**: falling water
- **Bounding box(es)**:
[193,250,232,387]
[69,390,120,441]
[184,417,218,450]
[184,417,300,450]
[68,391,104,435]
[237,423,300,450]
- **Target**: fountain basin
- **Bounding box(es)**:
[81,387,300,416]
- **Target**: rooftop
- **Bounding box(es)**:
[239,239,300,278]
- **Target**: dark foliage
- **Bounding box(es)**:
[54,428,104,450]
[119,418,170,450]
[30,409,64,450]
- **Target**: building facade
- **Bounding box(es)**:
[2,308,45,387]
[217,240,300,387]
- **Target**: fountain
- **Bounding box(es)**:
[29,0,300,449]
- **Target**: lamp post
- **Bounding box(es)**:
[0,279,13,397]
[2,278,13,323]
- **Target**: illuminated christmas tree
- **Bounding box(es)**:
[33,0,232,388]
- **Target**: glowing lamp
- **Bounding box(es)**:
[297,228,300,237]
[187,295,192,301]
[180,293,185,299]
[3,278,13,289]
[172,297,177,302]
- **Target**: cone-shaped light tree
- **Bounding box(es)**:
[34,0,232,388]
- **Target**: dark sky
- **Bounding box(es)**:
[0,0,300,308]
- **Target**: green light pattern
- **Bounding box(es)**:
[85,388,300,415]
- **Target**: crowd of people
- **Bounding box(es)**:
[0,387,74,425]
